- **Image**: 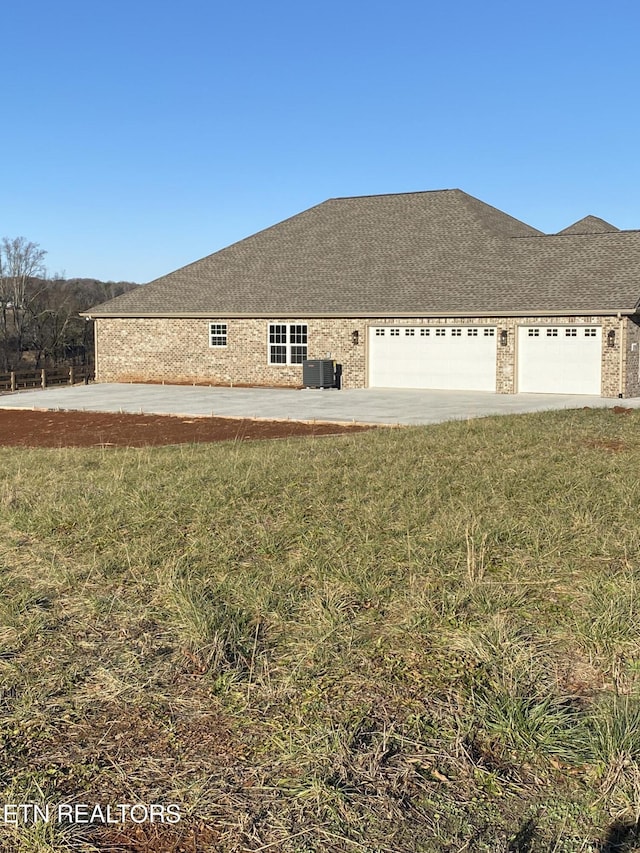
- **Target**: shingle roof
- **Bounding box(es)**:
[86,190,640,318]
[557,215,620,235]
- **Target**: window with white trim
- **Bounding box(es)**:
[585,328,597,337]
[268,324,308,365]
[209,323,228,347]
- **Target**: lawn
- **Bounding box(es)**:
[1,409,640,851]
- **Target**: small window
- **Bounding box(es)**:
[528,328,540,337]
[390,328,400,336]
[420,328,430,336]
[451,328,462,337]
[375,328,385,336]
[467,328,478,336]
[209,323,228,347]
[405,328,415,336]
[565,328,577,337]
[585,328,597,337]
[546,328,558,337]
[484,328,495,337]
[435,328,446,337]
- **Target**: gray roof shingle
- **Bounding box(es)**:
[86,190,640,317]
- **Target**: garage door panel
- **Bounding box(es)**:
[517,326,601,394]
[368,326,497,391]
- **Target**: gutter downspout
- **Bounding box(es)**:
[618,313,624,398]
[88,316,98,383]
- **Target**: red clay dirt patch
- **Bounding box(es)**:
[93,823,221,852]
[583,437,626,452]
[0,409,373,447]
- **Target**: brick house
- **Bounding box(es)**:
[83,190,640,397]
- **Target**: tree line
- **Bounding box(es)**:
[0,236,137,372]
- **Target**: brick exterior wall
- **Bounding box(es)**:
[95,315,637,397]
[623,316,640,398]
[95,318,366,389]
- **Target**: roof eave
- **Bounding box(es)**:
[82,308,640,320]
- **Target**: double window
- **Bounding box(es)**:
[269,324,308,365]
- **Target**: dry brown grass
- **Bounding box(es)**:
[1,409,640,850]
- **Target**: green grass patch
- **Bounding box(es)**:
[1,409,640,850]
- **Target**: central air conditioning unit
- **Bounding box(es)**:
[302,359,335,389]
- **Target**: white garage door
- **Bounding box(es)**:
[517,326,602,394]
[368,326,497,391]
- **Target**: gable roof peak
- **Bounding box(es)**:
[330,188,457,201]
[557,215,620,235]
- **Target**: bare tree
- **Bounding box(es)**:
[0,237,47,368]
[0,238,136,371]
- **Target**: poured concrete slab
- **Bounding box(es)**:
[0,383,638,426]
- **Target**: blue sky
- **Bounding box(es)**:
[2,0,639,282]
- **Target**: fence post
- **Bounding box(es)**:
[10,372,15,392]
[41,369,46,389]
[69,366,75,385]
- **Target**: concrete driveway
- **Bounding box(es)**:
[0,383,639,425]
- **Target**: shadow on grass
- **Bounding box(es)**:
[599,820,640,852]
[508,818,640,853]
[507,818,537,852]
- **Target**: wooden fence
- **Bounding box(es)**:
[0,366,94,393]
